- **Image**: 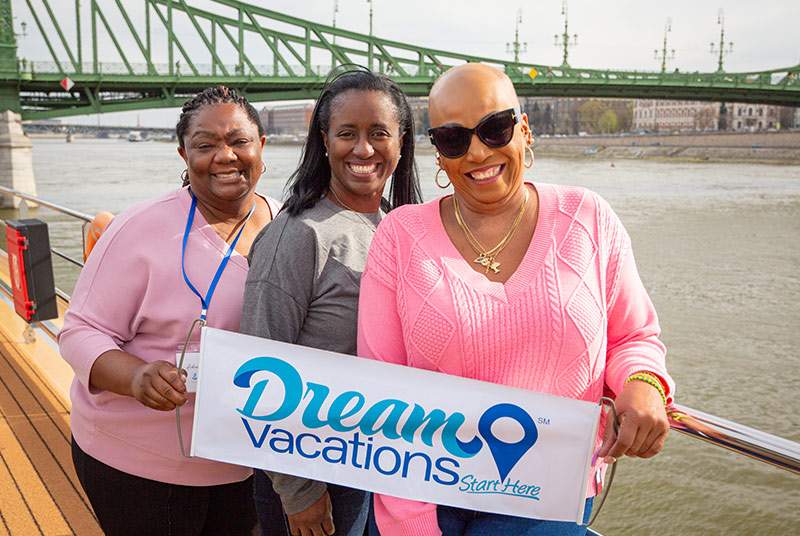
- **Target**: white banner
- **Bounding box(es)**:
[191,328,601,523]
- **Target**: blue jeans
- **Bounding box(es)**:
[254,470,369,536]
[437,498,593,536]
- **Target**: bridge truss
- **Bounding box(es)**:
[1,0,799,120]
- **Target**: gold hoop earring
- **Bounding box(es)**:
[261,162,267,175]
[435,168,451,189]
[524,145,534,169]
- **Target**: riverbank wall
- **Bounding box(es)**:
[531,131,800,165]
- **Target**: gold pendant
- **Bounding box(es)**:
[474,254,501,274]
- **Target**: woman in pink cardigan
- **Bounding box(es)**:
[357,64,674,536]
[59,87,279,535]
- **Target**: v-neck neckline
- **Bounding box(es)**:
[431,182,556,301]
[179,187,250,271]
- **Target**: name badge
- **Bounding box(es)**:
[176,342,201,393]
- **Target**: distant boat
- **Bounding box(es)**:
[127,131,144,142]
[584,145,599,155]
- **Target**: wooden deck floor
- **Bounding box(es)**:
[0,251,101,535]
[0,336,101,536]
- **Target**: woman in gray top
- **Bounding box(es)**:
[241,68,422,536]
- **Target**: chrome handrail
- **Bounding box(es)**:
[55,287,72,302]
[0,185,93,222]
[668,403,800,475]
[0,185,90,270]
[51,247,84,268]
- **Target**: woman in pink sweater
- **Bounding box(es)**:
[357,64,674,536]
[59,87,279,535]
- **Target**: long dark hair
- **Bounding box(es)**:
[282,67,422,215]
[176,86,264,186]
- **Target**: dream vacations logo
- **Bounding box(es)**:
[232,356,539,486]
[478,403,539,481]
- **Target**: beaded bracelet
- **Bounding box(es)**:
[625,371,668,406]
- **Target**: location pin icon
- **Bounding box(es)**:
[477,403,539,481]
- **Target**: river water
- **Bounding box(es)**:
[6,138,800,535]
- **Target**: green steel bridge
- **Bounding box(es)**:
[1,0,799,120]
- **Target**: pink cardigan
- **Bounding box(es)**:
[357,183,673,536]
[59,187,279,486]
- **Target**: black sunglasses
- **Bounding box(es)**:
[428,107,520,158]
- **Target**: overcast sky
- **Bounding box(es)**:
[11,0,800,127]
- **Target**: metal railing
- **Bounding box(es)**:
[0,185,92,292]
[0,185,93,222]
[668,403,800,475]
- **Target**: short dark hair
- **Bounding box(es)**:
[282,67,422,215]
[176,87,264,184]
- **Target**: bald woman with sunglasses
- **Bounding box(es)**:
[357,64,674,536]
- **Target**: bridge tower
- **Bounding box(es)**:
[710,9,734,73]
[0,0,20,111]
[554,1,578,68]
[0,0,36,208]
[506,10,527,64]
[655,18,676,73]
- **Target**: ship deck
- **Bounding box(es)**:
[0,252,101,535]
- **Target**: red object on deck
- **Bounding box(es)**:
[5,219,58,322]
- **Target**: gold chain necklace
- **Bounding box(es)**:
[453,188,529,274]
[328,187,379,233]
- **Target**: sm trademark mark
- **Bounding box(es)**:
[537,417,551,425]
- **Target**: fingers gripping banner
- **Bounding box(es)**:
[191,328,601,523]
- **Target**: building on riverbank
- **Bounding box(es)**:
[408,97,430,136]
[634,100,797,133]
[258,97,433,139]
[259,103,314,136]
[726,103,782,131]
[633,100,721,132]
[256,98,795,140]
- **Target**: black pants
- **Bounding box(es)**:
[72,437,256,536]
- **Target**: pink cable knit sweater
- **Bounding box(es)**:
[357,183,673,536]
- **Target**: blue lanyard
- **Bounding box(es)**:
[181,192,255,321]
